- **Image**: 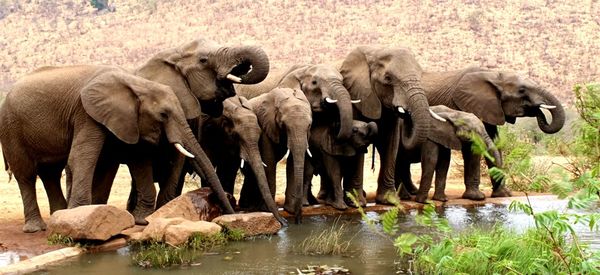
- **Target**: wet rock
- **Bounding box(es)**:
[120,225,145,241]
[164,221,222,246]
[146,188,235,223]
[47,205,134,241]
[140,217,186,241]
[213,212,281,237]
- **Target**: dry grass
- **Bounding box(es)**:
[296,217,353,255]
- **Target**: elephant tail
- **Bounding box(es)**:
[2,151,12,182]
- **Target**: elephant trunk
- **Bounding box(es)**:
[331,81,353,140]
[482,132,502,167]
[286,131,307,223]
[245,144,287,225]
[535,89,565,134]
[214,46,270,84]
[166,114,235,214]
[399,83,431,150]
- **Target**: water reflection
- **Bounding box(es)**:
[0,251,22,267]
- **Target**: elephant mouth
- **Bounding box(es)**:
[229,61,253,79]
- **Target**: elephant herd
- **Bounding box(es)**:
[0,38,565,233]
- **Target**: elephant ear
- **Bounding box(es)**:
[81,71,143,144]
[340,47,381,120]
[135,43,202,120]
[277,64,310,90]
[239,95,253,110]
[251,93,280,142]
[311,125,356,156]
[428,119,462,150]
[452,71,505,125]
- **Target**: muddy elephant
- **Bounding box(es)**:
[0,66,213,232]
[338,46,433,204]
[239,88,312,223]
[398,67,565,200]
[395,105,502,203]
[199,95,286,225]
[304,120,378,209]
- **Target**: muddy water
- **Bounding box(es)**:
[33,199,600,274]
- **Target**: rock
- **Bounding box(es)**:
[164,220,222,246]
[140,217,187,242]
[146,187,235,223]
[120,225,145,241]
[48,205,134,241]
[212,212,282,237]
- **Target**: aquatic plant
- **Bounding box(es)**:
[297,217,353,256]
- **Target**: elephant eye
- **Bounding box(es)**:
[384,74,392,83]
[160,111,169,120]
[199,57,208,64]
[311,80,317,86]
[518,87,526,94]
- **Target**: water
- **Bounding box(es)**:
[32,198,600,274]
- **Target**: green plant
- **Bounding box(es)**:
[47,234,75,246]
[90,0,108,10]
[296,217,353,255]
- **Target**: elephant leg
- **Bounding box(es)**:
[156,154,186,208]
[461,146,485,201]
[303,160,318,206]
[375,119,400,205]
[396,157,415,200]
[17,174,46,233]
[343,155,366,208]
[240,139,276,210]
[416,141,437,203]
[67,124,105,208]
[38,163,67,214]
[128,158,156,225]
[91,156,119,205]
[322,154,347,210]
[486,151,512,197]
[432,147,450,202]
[218,157,239,195]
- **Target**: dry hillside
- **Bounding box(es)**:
[1,0,599,104]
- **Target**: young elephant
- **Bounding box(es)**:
[0,66,212,232]
[304,120,378,210]
[240,88,312,223]
[396,105,502,203]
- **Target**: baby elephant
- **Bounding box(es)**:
[398,105,502,203]
[305,120,378,210]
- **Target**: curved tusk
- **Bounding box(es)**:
[429,109,447,122]
[262,161,267,167]
[306,148,313,158]
[283,149,290,159]
[351,99,361,104]
[325,97,338,103]
[397,107,405,114]
[240,159,245,169]
[226,74,242,83]
[539,104,557,110]
[174,143,195,158]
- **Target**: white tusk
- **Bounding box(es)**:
[351,99,361,104]
[283,149,290,159]
[429,109,447,122]
[226,74,242,83]
[262,161,267,167]
[539,104,557,110]
[397,107,405,114]
[174,143,195,158]
[306,148,313,158]
[325,97,338,103]
[240,159,245,169]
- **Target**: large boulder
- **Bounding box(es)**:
[140,217,187,241]
[212,212,282,237]
[48,205,134,241]
[164,220,222,246]
[146,188,235,223]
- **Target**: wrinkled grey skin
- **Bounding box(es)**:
[199,95,287,225]
[0,66,211,232]
[304,120,378,210]
[338,46,432,205]
[397,67,565,200]
[395,106,502,203]
[239,88,312,224]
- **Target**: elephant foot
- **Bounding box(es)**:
[344,190,367,208]
[432,192,448,202]
[404,182,419,195]
[414,193,428,204]
[132,207,153,226]
[305,191,319,206]
[23,218,47,233]
[375,190,400,205]
[491,186,513,198]
[283,201,299,215]
[325,197,348,210]
[462,188,486,201]
[317,189,328,200]
[399,187,413,200]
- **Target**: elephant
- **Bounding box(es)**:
[0,65,213,232]
[304,120,378,210]
[338,46,433,205]
[239,87,312,223]
[199,95,287,225]
[93,38,270,216]
[396,67,565,200]
[395,105,502,203]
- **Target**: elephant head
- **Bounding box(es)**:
[453,70,565,134]
[251,88,312,222]
[428,105,502,167]
[135,38,270,118]
[80,70,234,213]
[278,64,356,140]
[220,95,287,225]
[339,46,431,149]
[312,120,378,157]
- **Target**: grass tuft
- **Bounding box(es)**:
[297,217,353,255]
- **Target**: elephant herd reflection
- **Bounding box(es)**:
[0,38,565,232]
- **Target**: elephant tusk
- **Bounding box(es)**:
[397,107,405,114]
[226,74,242,83]
[262,161,267,167]
[351,99,361,104]
[539,104,557,110]
[174,143,195,158]
[283,149,290,159]
[306,148,313,158]
[429,109,447,122]
[240,159,245,169]
[325,97,338,103]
